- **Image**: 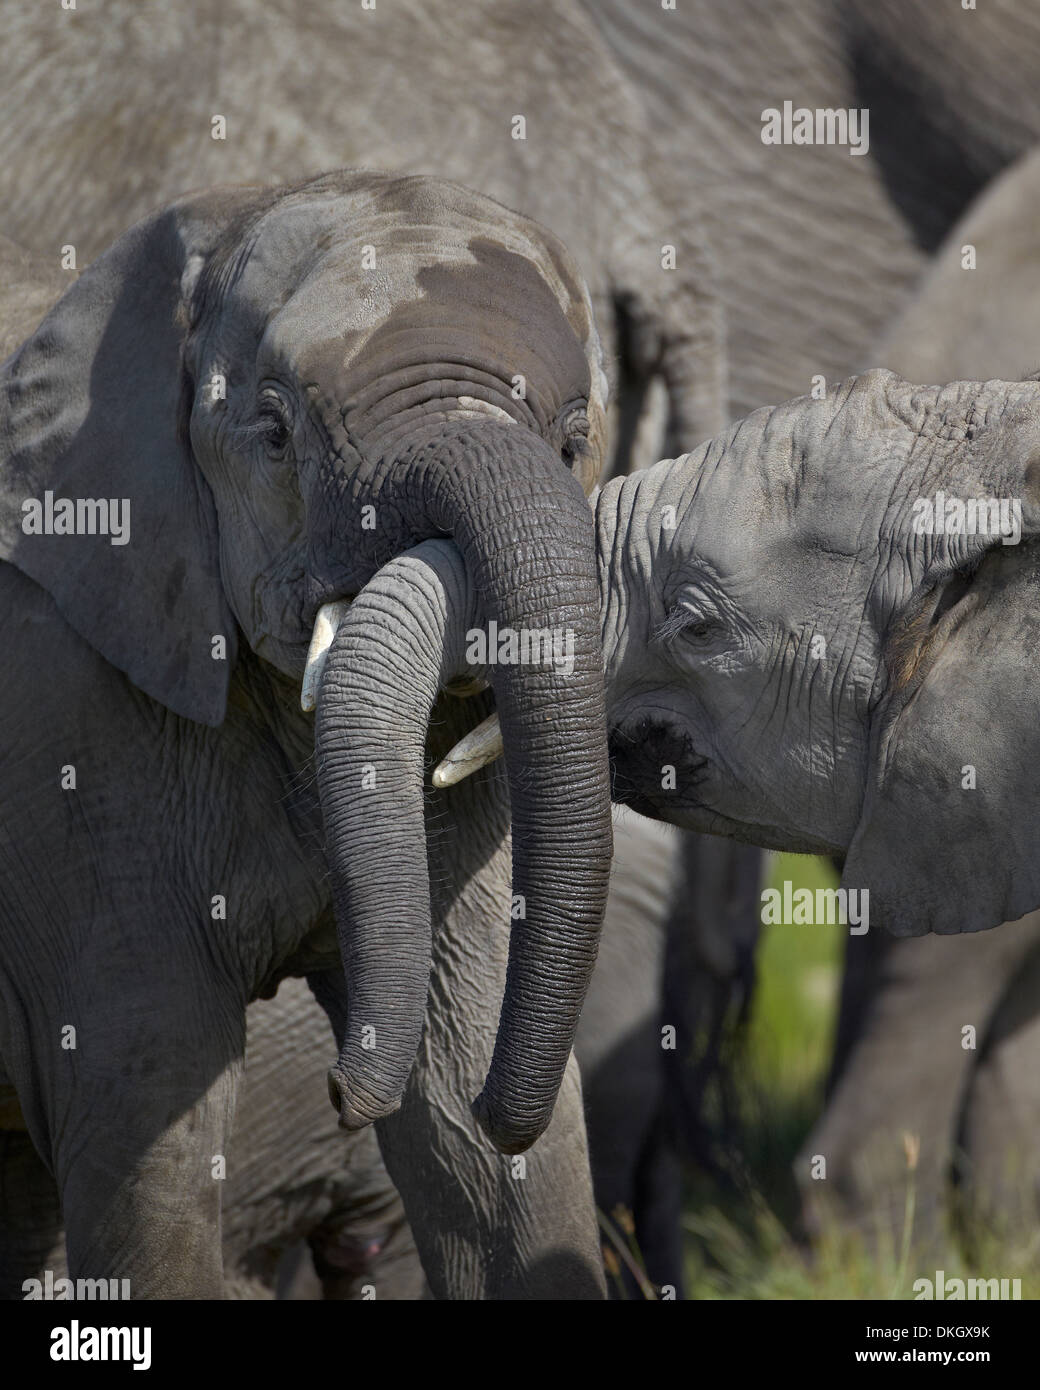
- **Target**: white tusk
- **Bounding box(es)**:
[431,713,504,787]
[300,599,353,712]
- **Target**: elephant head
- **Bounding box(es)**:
[0,170,614,1154]
[439,369,1040,939]
[599,368,1040,937]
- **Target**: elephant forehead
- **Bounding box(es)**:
[229,175,586,318]
[261,238,592,402]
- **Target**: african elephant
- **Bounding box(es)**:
[6,977,428,1301]
[0,0,725,468]
[0,172,617,1299]
[583,0,1040,419]
[436,368,1040,946]
[799,144,1040,1256]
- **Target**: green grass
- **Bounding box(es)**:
[676,853,1040,1300]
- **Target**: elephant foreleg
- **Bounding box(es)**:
[0,1120,64,1300]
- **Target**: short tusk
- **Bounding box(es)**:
[301,599,353,712]
[431,713,503,787]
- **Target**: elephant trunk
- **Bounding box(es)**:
[315,541,477,1133]
[316,422,613,1154]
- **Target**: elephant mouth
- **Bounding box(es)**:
[607,714,710,818]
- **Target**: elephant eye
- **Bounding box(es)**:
[655,604,722,651]
[256,395,292,457]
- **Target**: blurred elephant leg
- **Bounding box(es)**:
[0,1115,63,1299]
[663,834,762,1167]
[631,1115,684,1298]
[580,1007,667,1298]
[577,816,762,1298]
[798,920,1040,1257]
[823,876,895,1096]
[306,1124,427,1301]
[577,813,677,1297]
[955,944,1040,1251]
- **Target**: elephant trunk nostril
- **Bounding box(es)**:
[326,1062,403,1129]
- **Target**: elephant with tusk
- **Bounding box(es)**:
[0,177,615,1298]
[435,368,1040,940]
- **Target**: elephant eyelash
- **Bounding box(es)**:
[233,410,292,453]
[654,606,719,645]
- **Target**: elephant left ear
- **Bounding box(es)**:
[0,188,265,725]
[843,541,1040,936]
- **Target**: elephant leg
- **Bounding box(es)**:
[955,945,1040,1247]
[377,1045,602,1300]
[798,921,1038,1257]
[57,1062,241,1298]
[315,962,603,1300]
[633,1117,685,1299]
[369,721,603,1299]
[0,1121,64,1299]
[57,1057,241,1298]
[319,930,603,1301]
[10,940,246,1299]
[307,1127,427,1301]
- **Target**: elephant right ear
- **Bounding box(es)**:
[842,542,1040,938]
[0,189,266,725]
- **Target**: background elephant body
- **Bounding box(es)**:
[801,143,1040,1257]
[875,145,1040,387]
[0,0,725,465]
[582,0,1040,419]
[801,918,1040,1255]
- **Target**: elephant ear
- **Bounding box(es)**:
[0,189,264,725]
[843,539,1040,937]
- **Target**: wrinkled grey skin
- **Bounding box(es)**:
[803,151,1040,1254]
[583,0,1040,420]
[9,816,754,1302]
[591,369,1040,940]
[0,176,613,1298]
[225,979,425,1300]
[5,978,428,1301]
[0,0,725,468]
